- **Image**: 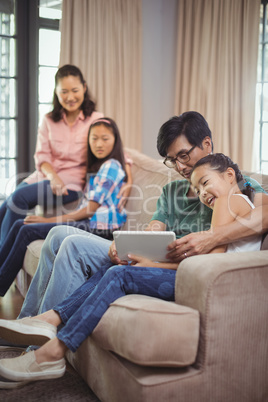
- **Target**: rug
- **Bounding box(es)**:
[0,348,100,401]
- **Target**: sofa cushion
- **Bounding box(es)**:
[23,240,45,277]
[91,294,200,367]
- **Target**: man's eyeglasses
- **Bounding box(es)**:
[163,145,196,168]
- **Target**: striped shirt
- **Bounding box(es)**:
[80,159,127,230]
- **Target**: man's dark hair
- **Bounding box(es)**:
[157,111,213,157]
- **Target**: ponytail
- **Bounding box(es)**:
[241,181,255,203]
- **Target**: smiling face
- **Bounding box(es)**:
[89,124,115,159]
[55,75,86,116]
[166,135,212,180]
[191,164,236,209]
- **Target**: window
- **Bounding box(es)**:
[38,0,62,125]
[255,0,268,174]
[0,0,62,200]
[0,0,16,199]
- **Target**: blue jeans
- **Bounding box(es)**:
[0,181,80,247]
[19,227,113,318]
[55,264,176,352]
[0,218,113,297]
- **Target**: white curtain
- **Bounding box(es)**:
[60,0,142,150]
[174,0,260,170]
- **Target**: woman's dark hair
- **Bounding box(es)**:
[87,117,127,181]
[191,153,255,202]
[49,64,96,122]
[157,111,213,157]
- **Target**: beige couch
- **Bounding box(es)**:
[17,148,268,402]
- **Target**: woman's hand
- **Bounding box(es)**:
[24,215,51,224]
[48,175,69,196]
[108,241,128,265]
[166,230,215,262]
[117,183,132,211]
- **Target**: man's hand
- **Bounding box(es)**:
[108,240,128,265]
[166,230,216,262]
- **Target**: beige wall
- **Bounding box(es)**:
[142,0,178,159]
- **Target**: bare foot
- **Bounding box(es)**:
[31,310,62,327]
[35,338,67,363]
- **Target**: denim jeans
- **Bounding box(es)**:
[0,181,80,247]
[19,227,113,318]
[55,264,176,352]
[0,218,111,297]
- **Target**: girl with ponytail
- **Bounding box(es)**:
[190,153,261,253]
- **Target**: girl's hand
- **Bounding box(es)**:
[49,175,69,196]
[24,215,50,224]
[117,183,132,211]
[128,254,154,267]
[108,241,128,265]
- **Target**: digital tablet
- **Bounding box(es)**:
[113,231,176,262]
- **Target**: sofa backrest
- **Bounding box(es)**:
[43,148,268,234]
[122,148,179,230]
[243,170,268,193]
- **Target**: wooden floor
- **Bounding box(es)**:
[0,283,24,319]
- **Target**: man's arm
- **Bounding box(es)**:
[166,203,268,262]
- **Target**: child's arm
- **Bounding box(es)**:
[209,194,252,254]
[127,254,179,270]
[117,163,133,210]
[24,201,100,224]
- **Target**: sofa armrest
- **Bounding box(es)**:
[175,250,268,315]
[175,250,268,370]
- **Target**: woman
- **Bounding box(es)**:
[0,117,130,297]
[0,154,262,386]
[0,64,103,247]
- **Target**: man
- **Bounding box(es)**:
[145,112,268,262]
[19,111,268,318]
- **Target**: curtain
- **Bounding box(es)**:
[174,0,260,171]
[60,0,142,150]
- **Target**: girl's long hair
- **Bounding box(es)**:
[191,153,255,202]
[87,118,127,181]
[49,65,96,122]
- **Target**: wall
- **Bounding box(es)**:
[142,0,178,158]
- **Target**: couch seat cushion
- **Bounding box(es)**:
[91,294,199,367]
[23,240,45,277]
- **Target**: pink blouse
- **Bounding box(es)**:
[24,110,103,192]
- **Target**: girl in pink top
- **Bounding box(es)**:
[0,65,131,247]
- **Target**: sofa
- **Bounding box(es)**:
[17,148,268,402]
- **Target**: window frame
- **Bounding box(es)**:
[0,0,18,191]
[7,0,61,179]
[258,0,268,172]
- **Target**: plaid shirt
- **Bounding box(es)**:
[80,159,127,230]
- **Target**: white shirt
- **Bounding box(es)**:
[227,194,262,253]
